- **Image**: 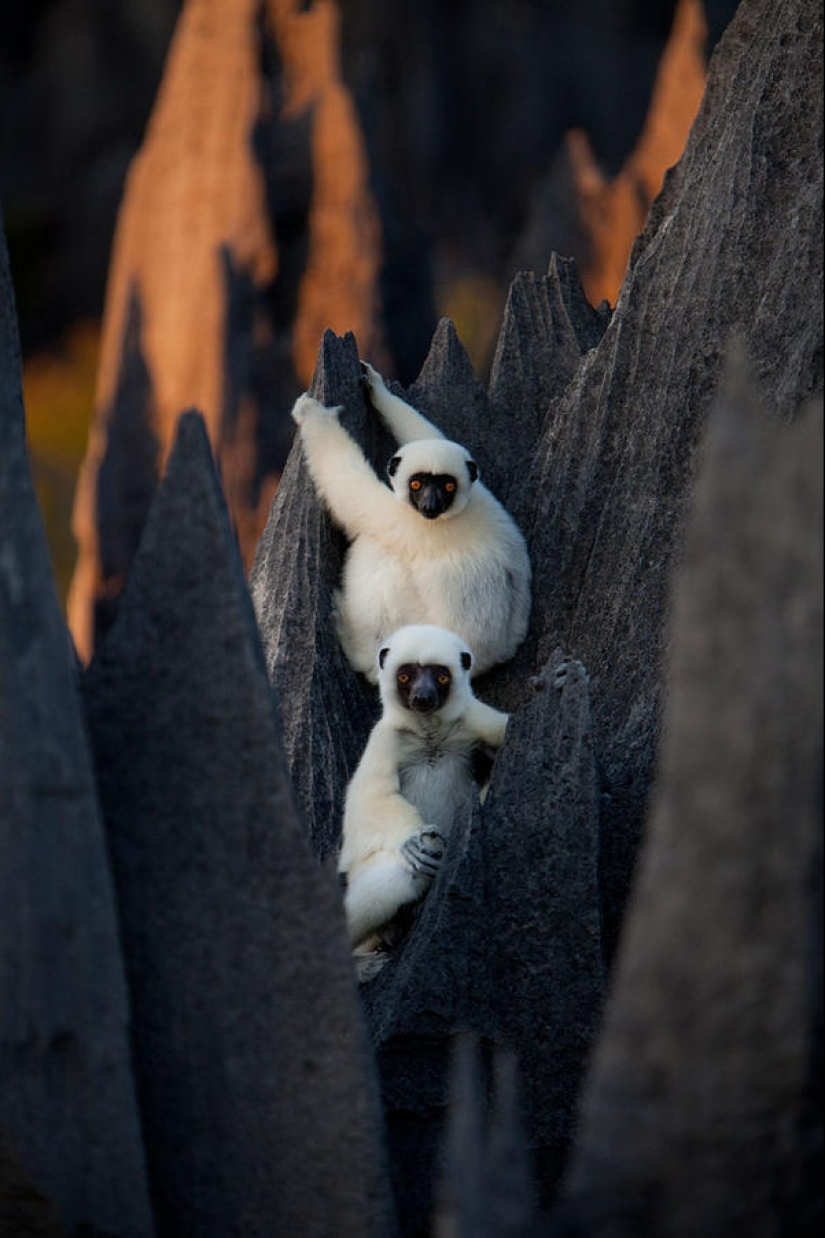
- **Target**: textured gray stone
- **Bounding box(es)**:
[83,410,392,1237]
[435,1033,488,1238]
[248,303,579,858]
[361,651,604,1232]
[434,1035,538,1238]
[338,0,739,383]
[481,655,605,1171]
[499,0,824,956]
[558,354,823,1236]
[235,0,824,1229]
[249,331,385,859]
[405,317,495,481]
[0,214,154,1236]
[487,256,609,512]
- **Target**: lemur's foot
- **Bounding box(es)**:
[400,828,445,879]
[353,949,391,985]
[529,657,589,693]
[291,393,343,425]
[553,658,588,690]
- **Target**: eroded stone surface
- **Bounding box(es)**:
[500,0,824,955]
[559,355,823,1237]
[0,213,153,1238]
[359,651,603,1230]
[83,409,392,1237]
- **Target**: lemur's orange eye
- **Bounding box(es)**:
[445,481,456,493]
[409,479,422,491]
[398,672,410,684]
[437,673,450,685]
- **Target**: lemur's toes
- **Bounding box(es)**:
[419,828,446,856]
[401,830,445,878]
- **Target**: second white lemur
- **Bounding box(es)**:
[339,624,510,950]
[291,362,531,682]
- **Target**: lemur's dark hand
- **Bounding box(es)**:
[401,829,445,879]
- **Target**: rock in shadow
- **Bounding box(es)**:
[83,409,393,1237]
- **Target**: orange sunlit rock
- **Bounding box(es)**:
[568,0,708,309]
[67,0,384,662]
[267,0,385,382]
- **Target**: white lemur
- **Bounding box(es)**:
[338,624,510,950]
[291,362,531,682]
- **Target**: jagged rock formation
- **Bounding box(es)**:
[250,0,823,1228]
[249,330,387,859]
[67,0,385,662]
[355,651,605,1229]
[492,0,824,958]
[82,409,392,1237]
[557,355,823,1237]
[248,273,609,864]
[338,0,739,374]
[60,0,741,662]
[1,0,822,1232]
[433,1035,537,1238]
[0,216,154,1237]
[565,0,710,307]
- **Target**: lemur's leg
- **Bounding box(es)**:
[343,830,445,947]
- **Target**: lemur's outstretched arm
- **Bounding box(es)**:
[292,394,396,539]
[463,698,510,748]
[361,361,445,445]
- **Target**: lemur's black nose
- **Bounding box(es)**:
[409,686,438,711]
[409,666,440,711]
[418,487,446,518]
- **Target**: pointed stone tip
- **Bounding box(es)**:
[309,329,362,401]
[434,316,457,341]
[417,317,476,385]
[547,251,579,280]
[175,405,208,438]
[318,327,359,362]
[510,270,534,293]
[161,409,217,491]
[432,317,468,359]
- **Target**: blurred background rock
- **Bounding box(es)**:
[1,0,738,636]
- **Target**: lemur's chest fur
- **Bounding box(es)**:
[396,721,476,837]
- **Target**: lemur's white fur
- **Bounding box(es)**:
[291,363,531,682]
[339,624,509,948]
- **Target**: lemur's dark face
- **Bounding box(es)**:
[395,663,453,713]
[406,473,458,520]
[386,455,479,520]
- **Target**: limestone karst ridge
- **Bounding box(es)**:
[1,0,823,1233]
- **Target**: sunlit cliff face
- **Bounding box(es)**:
[63,0,385,662]
[21,0,709,660]
[567,0,708,310]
